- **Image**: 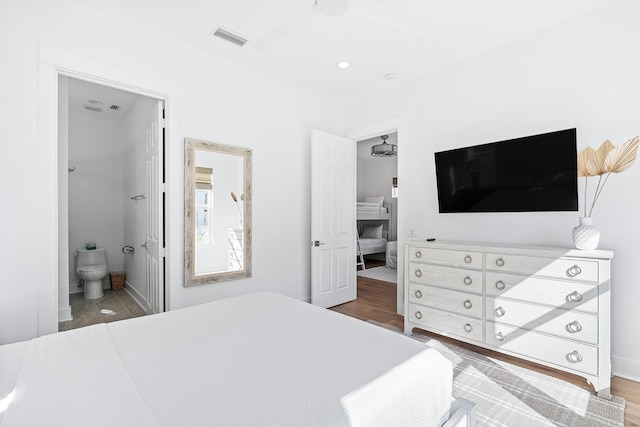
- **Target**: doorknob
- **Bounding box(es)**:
[141,242,149,249]
[312,240,325,247]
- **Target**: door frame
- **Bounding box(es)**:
[38,44,178,336]
[346,116,405,314]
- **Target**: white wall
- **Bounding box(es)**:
[0,1,344,344]
[68,110,125,291]
[345,0,640,380]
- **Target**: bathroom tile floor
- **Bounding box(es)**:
[58,288,148,332]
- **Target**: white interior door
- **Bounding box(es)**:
[311,129,356,308]
[144,100,165,313]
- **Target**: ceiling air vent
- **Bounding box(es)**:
[109,105,120,110]
[83,104,103,113]
[211,27,247,47]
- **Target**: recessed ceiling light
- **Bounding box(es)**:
[384,73,398,81]
[336,60,351,69]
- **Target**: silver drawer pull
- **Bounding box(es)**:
[567,291,583,302]
[464,255,472,264]
[415,269,423,278]
[463,300,472,309]
[566,321,583,333]
[495,280,506,290]
[415,250,422,259]
[463,323,472,333]
[495,258,505,267]
[495,306,505,317]
[495,332,506,342]
[414,290,423,299]
[566,265,582,277]
[415,311,423,320]
[463,276,472,286]
[566,351,583,363]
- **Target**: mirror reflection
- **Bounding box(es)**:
[184,138,252,286]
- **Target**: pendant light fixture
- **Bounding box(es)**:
[371,134,397,157]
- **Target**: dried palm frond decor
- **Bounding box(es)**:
[231,191,243,226]
[573,136,639,250]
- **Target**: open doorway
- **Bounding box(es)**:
[58,76,165,331]
[355,132,398,284]
[330,129,400,324]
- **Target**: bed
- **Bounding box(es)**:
[0,292,474,426]
[386,240,398,269]
[357,196,391,258]
[357,196,390,220]
[358,223,387,257]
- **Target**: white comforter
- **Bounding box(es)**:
[1,292,452,426]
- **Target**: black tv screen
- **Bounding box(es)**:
[434,128,578,213]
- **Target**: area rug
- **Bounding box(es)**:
[368,321,626,427]
[356,266,397,284]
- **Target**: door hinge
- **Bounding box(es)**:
[161,183,166,193]
[160,248,166,257]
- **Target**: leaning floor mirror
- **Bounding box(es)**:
[184,138,252,286]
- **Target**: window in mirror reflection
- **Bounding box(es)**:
[195,189,211,244]
[195,167,213,244]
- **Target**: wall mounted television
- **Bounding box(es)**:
[434,128,578,213]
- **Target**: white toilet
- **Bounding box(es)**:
[76,248,108,299]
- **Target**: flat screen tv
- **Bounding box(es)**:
[434,128,578,213]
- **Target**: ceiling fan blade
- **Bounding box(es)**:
[251,4,317,50]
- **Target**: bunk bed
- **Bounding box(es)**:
[356,196,390,220]
[358,225,388,256]
[357,196,391,260]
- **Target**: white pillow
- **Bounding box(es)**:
[362,224,383,238]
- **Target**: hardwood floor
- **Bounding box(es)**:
[330,275,640,426]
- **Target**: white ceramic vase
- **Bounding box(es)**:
[572,217,600,250]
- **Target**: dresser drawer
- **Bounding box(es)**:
[486,322,598,375]
[485,271,598,313]
[408,304,483,343]
[408,263,483,293]
[408,247,483,269]
[485,253,599,283]
[410,284,482,319]
[486,297,598,344]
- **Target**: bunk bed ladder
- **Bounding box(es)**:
[356,235,366,270]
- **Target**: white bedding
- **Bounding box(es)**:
[1,292,453,427]
[356,202,381,209]
[386,241,398,269]
[359,237,387,255]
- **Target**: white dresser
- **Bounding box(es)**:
[404,240,614,399]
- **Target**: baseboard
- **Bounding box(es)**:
[58,305,72,322]
[124,282,153,314]
[613,356,640,382]
[69,282,82,294]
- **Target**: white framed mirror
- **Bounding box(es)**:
[184,138,252,286]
